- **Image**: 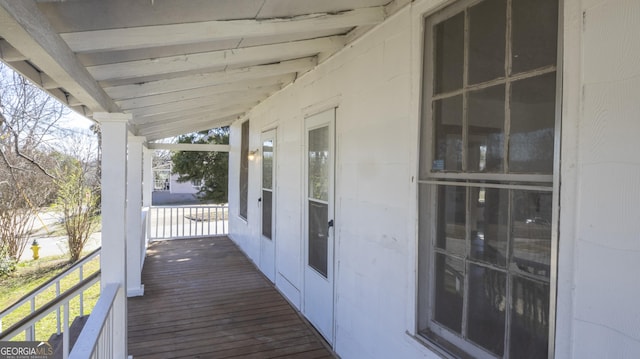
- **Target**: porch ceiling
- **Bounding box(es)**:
[0,0,406,141]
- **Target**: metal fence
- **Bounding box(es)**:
[148,205,228,240]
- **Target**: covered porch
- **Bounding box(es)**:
[0,1,398,356]
[2,0,640,358]
[128,237,334,359]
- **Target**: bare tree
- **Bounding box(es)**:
[54,130,100,262]
[0,63,67,260]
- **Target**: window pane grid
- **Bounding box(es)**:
[421,0,558,356]
[430,184,551,356]
[431,64,556,102]
[429,0,557,176]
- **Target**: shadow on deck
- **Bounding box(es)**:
[128,237,335,358]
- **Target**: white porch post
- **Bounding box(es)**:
[143,147,153,208]
[127,136,145,297]
[95,112,130,359]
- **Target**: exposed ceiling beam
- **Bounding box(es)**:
[137,113,242,139]
[104,58,313,100]
[116,75,292,110]
[147,143,230,152]
[143,115,238,141]
[0,39,27,61]
[88,36,343,82]
[0,0,117,112]
[133,103,255,126]
[128,87,277,118]
[61,8,384,53]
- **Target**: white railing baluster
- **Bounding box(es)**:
[56,281,61,335]
[0,272,100,344]
[0,249,100,345]
[63,302,70,359]
[147,204,228,240]
[79,265,84,317]
[154,207,159,238]
[27,297,35,341]
[215,207,224,233]
[188,207,192,236]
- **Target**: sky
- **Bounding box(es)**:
[59,109,96,131]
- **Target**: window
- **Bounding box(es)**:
[191,178,204,190]
[239,120,249,220]
[418,0,559,358]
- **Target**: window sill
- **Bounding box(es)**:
[406,331,475,359]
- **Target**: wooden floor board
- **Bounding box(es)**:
[128,237,335,358]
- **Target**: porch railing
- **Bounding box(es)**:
[148,204,228,240]
[0,271,100,358]
[68,283,119,359]
[0,248,101,338]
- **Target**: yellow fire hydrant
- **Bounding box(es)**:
[31,240,40,260]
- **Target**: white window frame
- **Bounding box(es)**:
[416,0,563,358]
[239,120,250,220]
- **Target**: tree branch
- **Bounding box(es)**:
[1,119,56,179]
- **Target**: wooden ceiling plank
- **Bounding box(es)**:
[0,0,117,112]
[128,87,276,117]
[137,112,243,138]
[104,58,312,100]
[61,7,384,53]
[133,100,258,125]
[116,75,290,110]
[88,36,343,81]
[143,115,238,141]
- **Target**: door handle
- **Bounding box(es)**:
[328,219,334,228]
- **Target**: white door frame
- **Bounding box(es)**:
[259,129,277,282]
[302,108,336,345]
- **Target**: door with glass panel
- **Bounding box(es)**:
[260,130,276,282]
[303,108,335,344]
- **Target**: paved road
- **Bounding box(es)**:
[18,210,101,262]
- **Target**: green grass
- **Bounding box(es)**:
[0,253,100,342]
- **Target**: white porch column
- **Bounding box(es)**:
[127,136,145,297]
[142,146,153,208]
[95,112,130,359]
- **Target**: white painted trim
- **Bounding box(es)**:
[407,0,450,342]
[126,136,145,298]
[142,148,153,208]
[62,8,384,53]
[302,95,342,119]
[127,285,144,298]
[94,112,132,123]
[555,0,581,357]
[147,143,230,152]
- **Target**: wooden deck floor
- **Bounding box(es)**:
[128,237,335,359]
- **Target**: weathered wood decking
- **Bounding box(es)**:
[128,237,335,358]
